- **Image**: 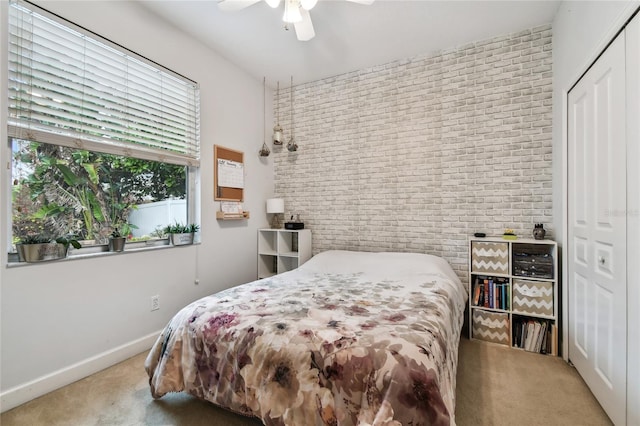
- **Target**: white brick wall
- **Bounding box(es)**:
[273,25,553,282]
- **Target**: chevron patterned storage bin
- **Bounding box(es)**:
[472,309,509,345]
[512,279,554,317]
[471,242,509,274]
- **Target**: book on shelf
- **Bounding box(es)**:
[515,319,525,349]
[472,277,510,310]
[512,317,555,355]
[484,279,489,307]
[513,317,527,349]
[535,321,547,353]
[525,321,536,351]
[534,321,543,352]
[489,279,494,309]
[473,278,482,305]
[540,322,551,354]
[505,285,510,310]
[501,284,507,310]
[511,320,522,348]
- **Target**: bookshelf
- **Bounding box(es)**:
[468,237,558,355]
[257,229,312,279]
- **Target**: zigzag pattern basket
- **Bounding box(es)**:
[471,242,509,274]
[512,279,554,317]
[472,309,509,344]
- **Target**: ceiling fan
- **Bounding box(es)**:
[218,0,375,41]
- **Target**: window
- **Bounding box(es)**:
[8,0,200,255]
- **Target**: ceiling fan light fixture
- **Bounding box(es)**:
[283,0,302,23]
[218,0,375,41]
[300,0,317,10]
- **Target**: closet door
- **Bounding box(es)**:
[567,29,627,425]
[625,13,640,426]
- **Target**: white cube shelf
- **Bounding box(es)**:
[257,229,312,279]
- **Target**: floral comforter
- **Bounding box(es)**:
[145,250,468,426]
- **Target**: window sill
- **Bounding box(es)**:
[7,238,200,267]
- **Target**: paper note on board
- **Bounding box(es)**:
[217,159,244,189]
[221,201,243,214]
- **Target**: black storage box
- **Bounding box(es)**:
[285,222,304,230]
[512,252,554,279]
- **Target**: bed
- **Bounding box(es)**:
[145,250,468,425]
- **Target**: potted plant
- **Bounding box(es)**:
[17,234,81,263]
[502,228,518,240]
[164,222,200,246]
[108,222,136,252]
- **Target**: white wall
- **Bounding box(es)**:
[0,0,274,410]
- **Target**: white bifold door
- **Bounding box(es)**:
[567,23,627,426]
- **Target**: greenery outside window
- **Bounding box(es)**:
[12,139,189,245]
[7,0,200,258]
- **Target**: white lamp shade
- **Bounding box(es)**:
[266,198,285,213]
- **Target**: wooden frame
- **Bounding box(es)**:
[214,145,244,201]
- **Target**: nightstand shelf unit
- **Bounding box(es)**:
[257,229,312,279]
[468,237,558,356]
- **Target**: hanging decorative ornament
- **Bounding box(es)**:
[287,75,298,152]
[259,140,271,157]
[272,81,284,145]
[259,77,271,157]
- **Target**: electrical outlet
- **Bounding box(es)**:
[151,295,159,311]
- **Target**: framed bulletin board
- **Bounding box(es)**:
[214,145,244,201]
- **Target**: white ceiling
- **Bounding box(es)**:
[139,0,561,88]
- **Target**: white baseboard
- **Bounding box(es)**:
[0,330,162,413]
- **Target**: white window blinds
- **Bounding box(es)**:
[7,0,200,166]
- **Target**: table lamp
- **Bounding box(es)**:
[266,198,284,229]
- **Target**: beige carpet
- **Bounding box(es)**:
[1,338,612,426]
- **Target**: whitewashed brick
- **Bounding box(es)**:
[273,26,553,283]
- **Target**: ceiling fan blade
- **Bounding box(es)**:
[217,0,261,11]
[294,8,315,41]
[346,0,375,4]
